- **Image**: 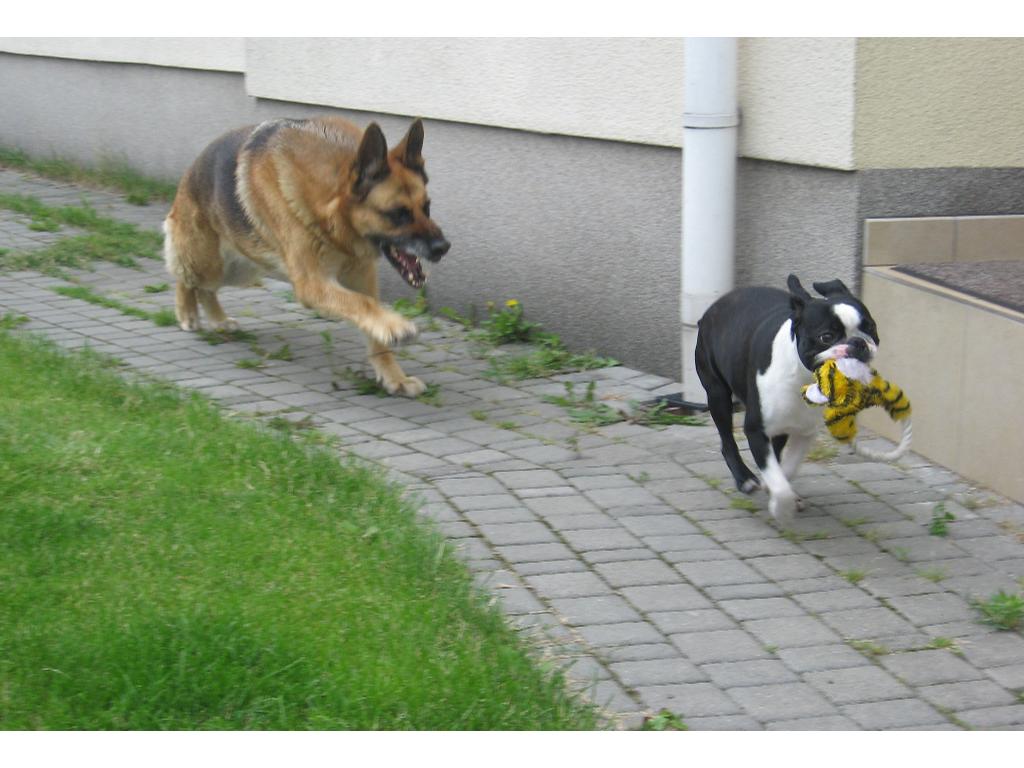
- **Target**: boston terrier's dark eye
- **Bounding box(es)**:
[818,332,837,345]
[422,200,431,218]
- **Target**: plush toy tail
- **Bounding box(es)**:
[853,418,913,461]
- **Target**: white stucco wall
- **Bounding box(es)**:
[244,37,686,147]
[0,37,244,72]
[739,37,856,171]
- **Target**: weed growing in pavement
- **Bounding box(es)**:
[974,591,1024,631]
[929,503,956,537]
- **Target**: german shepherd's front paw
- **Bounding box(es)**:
[363,311,418,346]
[381,374,426,398]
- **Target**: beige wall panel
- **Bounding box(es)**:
[860,271,966,469]
[245,38,684,147]
[0,37,244,72]
[856,38,1024,169]
[739,37,856,170]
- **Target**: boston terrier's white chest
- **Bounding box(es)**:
[755,320,819,438]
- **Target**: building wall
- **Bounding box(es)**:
[856,38,1024,169]
[0,37,244,72]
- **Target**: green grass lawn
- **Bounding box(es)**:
[0,329,598,730]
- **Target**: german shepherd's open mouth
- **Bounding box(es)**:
[380,240,426,289]
[377,236,448,290]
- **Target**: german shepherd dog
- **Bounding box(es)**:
[163,117,450,396]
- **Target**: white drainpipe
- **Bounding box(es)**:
[681,37,739,405]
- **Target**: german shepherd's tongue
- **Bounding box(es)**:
[385,245,425,289]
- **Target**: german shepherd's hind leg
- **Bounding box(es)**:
[197,289,239,332]
[174,282,201,331]
[163,202,230,332]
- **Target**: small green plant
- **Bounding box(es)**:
[848,639,890,656]
[496,421,518,430]
[974,591,1024,631]
[53,285,175,328]
[393,289,430,319]
[730,496,759,512]
[235,358,265,370]
[891,546,910,563]
[631,400,704,427]
[918,568,948,583]
[267,343,293,362]
[143,283,169,293]
[0,145,178,204]
[641,709,688,731]
[477,299,542,345]
[197,327,259,346]
[487,334,618,381]
[840,516,871,528]
[337,367,390,397]
[929,503,956,537]
[841,569,867,585]
[417,383,443,407]
[470,410,488,422]
[0,194,163,274]
[543,381,624,428]
[0,313,29,329]
[438,306,475,328]
[925,637,961,654]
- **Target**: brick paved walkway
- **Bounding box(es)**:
[2,168,1024,730]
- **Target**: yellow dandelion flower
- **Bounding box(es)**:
[505,299,520,308]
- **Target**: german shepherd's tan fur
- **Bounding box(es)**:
[163,116,449,396]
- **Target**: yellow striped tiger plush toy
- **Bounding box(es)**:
[802,358,912,460]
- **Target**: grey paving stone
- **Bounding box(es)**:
[609,658,707,687]
[744,616,843,649]
[548,595,642,626]
[635,683,743,718]
[959,633,1024,668]
[747,553,834,581]
[619,583,712,613]
[600,642,680,663]
[576,622,667,648]
[791,588,879,613]
[984,663,1024,690]
[699,659,798,688]
[956,704,1024,729]
[718,597,805,622]
[670,629,772,664]
[524,495,601,516]
[593,559,680,588]
[684,715,763,731]
[885,592,977,626]
[841,699,949,729]
[817,607,920,640]
[703,583,786,600]
[648,610,737,635]
[618,514,699,537]
[764,715,859,730]
[560,528,643,552]
[476,521,559,546]
[804,666,914,705]
[450,493,523,512]
[776,644,874,674]
[919,680,1019,711]
[495,542,577,563]
[728,682,838,722]
[523,571,611,599]
[674,558,764,587]
[879,649,984,686]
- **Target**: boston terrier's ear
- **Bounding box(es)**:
[787,274,812,313]
[812,279,851,297]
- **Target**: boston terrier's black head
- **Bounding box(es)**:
[786,274,880,372]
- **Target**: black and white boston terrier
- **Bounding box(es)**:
[694,275,880,524]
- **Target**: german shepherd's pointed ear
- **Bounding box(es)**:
[354,122,390,197]
[391,119,427,180]
[787,274,812,314]
[812,279,851,298]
